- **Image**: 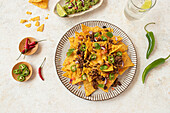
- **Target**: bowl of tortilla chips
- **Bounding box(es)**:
[55,21,137,101]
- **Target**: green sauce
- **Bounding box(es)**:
[63,0,99,15]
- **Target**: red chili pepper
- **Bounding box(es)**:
[25,38,29,53]
[16,45,35,60]
[38,57,46,81]
[29,39,46,46]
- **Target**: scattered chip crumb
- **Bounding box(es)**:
[78,86,81,89]
[25,23,31,28]
[47,14,49,16]
[45,16,48,19]
[59,58,61,61]
[35,21,40,26]
[37,24,44,32]
[20,19,28,23]
[26,11,32,15]
[30,16,40,21]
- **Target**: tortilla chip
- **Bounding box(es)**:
[26,11,32,15]
[112,36,123,44]
[119,67,129,75]
[37,24,44,32]
[29,0,48,9]
[62,71,72,79]
[45,16,48,19]
[25,23,31,28]
[117,42,128,52]
[20,19,28,23]
[35,21,40,26]
[97,74,119,92]
[122,52,134,68]
[109,45,123,55]
[83,80,96,96]
[30,16,40,21]
[72,68,82,85]
[29,0,43,2]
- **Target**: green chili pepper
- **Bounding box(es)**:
[22,68,30,76]
[142,55,170,84]
[144,22,156,59]
[90,54,97,60]
[80,45,86,51]
[117,51,122,56]
[108,56,114,63]
[17,75,25,82]
[98,84,105,88]
[71,65,77,72]
[81,74,87,81]
[100,65,108,71]
[19,64,27,71]
[109,73,115,80]
[13,69,21,74]
[94,32,99,37]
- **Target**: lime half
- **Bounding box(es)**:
[139,0,152,12]
[57,3,67,17]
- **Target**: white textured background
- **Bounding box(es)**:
[0,0,170,113]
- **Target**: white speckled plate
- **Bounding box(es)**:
[55,21,137,101]
[54,0,103,18]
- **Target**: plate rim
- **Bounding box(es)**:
[54,20,137,101]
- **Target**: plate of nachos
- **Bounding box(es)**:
[55,21,137,101]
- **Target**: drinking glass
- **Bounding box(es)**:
[124,0,157,20]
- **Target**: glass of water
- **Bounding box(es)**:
[124,0,157,20]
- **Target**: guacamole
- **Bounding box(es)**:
[63,0,99,15]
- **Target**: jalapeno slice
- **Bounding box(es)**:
[98,84,105,88]
[80,44,86,51]
[17,75,25,82]
[100,65,108,71]
[22,68,30,76]
[19,64,27,71]
[90,54,97,60]
[13,69,21,74]
[109,73,114,80]
[117,51,122,56]
[108,56,114,63]
[71,65,77,72]
[81,74,87,81]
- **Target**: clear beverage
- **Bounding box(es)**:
[124,0,157,20]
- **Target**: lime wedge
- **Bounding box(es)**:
[57,3,67,17]
[139,0,152,12]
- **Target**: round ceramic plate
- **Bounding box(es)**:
[55,21,137,101]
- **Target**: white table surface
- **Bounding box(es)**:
[0,0,170,113]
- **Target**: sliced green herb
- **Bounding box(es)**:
[67,49,75,57]
[106,32,113,38]
[94,43,101,49]
[101,35,107,41]
[94,32,99,37]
